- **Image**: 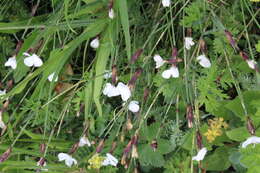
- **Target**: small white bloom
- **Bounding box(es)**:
[5,56,17,69]
[162,0,171,7]
[246,60,257,70]
[128,101,140,113]
[0,113,6,129]
[0,90,6,96]
[153,54,165,68]
[196,54,211,68]
[241,136,260,148]
[58,153,77,167]
[192,147,207,161]
[48,72,58,82]
[184,37,195,50]
[116,82,131,101]
[90,37,99,49]
[103,83,121,97]
[23,52,43,67]
[162,66,179,79]
[108,8,115,19]
[79,136,91,147]
[102,153,118,167]
[104,71,112,79]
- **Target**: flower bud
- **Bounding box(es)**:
[224,30,238,50]
[239,51,249,61]
[196,131,203,149]
[246,117,255,135]
[199,39,207,53]
[40,143,46,154]
[126,118,133,131]
[68,142,79,154]
[131,144,138,158]
[112,65,117,85]
[128,68,142,88]
[186,105,193,128]
[143,88,149,102]
[109,141,117,154]
[0,147,12,163]
[172,47,178,58]
[130,49,143,64]
[96,139,105,153]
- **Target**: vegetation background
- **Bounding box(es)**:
[0,0,259,172]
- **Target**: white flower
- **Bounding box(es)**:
[58,153,77,167]
[0,90,6,96]
[184,37,195,50]
[90,37,99,49]
[162,0,170,7]
[108,8,115,19]
[153,54,165,68]
[116,82,131,101]
[192,147,207,161]
[0,114,6,129]
[246,60,257,70]
[23,52,43,67]
[5,56,17,69]
[48,72,58,82]
[162,66,179,79]
[104,71,112,79]
[196,54,211,68]
[241,136,260,148]
[103,83,121,97]
[102,153,118,167]
[79,136,91,147]
[128,101,140,113]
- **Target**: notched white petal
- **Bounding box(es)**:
[108,8,115,19]
[23,53,43,67]
[128,101,140,113]
[117,82,131,101]
[153,54,165,68]
[58,153,77,167]
[184,37,195,50]
[90,38,99,49]
[162,0,171,7]
[102,153,118,167]
[196,54,211,68]
[242,136,260,148]
[162,66,179,79]
[103,83,120,97]
[5,56,17,69]
[246,60,257,70]
[79,136,91,147]
[192,147,207,161]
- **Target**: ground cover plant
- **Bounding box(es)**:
[0,0,260,172]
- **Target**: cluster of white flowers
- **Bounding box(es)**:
[4,53,58,82]
[153,54,180,79]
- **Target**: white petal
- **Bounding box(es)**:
[58,153,70,161]
[162,0,170,7]
[31,54,43,67]
[0,90,6,96]
[192,147,207,161]
[184,37,195,50]
[90,38,99,49]
[5,56,17,69]
[197,55,211,68]
[246,60,257,69]
[108,9,114,19]
[128,101,140,113]
[48,73,58,82]
[103,83,120,97]
[117,82,131,101]
[242,136,260,148]
[0,120,6,129]
[102,153,118,167]
[24,57,34,67]
[153,54,165,68]
[162,66,179,79]
[79,136,91,147]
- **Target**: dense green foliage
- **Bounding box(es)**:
[0,0,259,172]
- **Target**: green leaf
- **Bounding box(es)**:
[202,146,231,171]
[138,144,165,167]
[226,127,250,142]
[116,0,131,60]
